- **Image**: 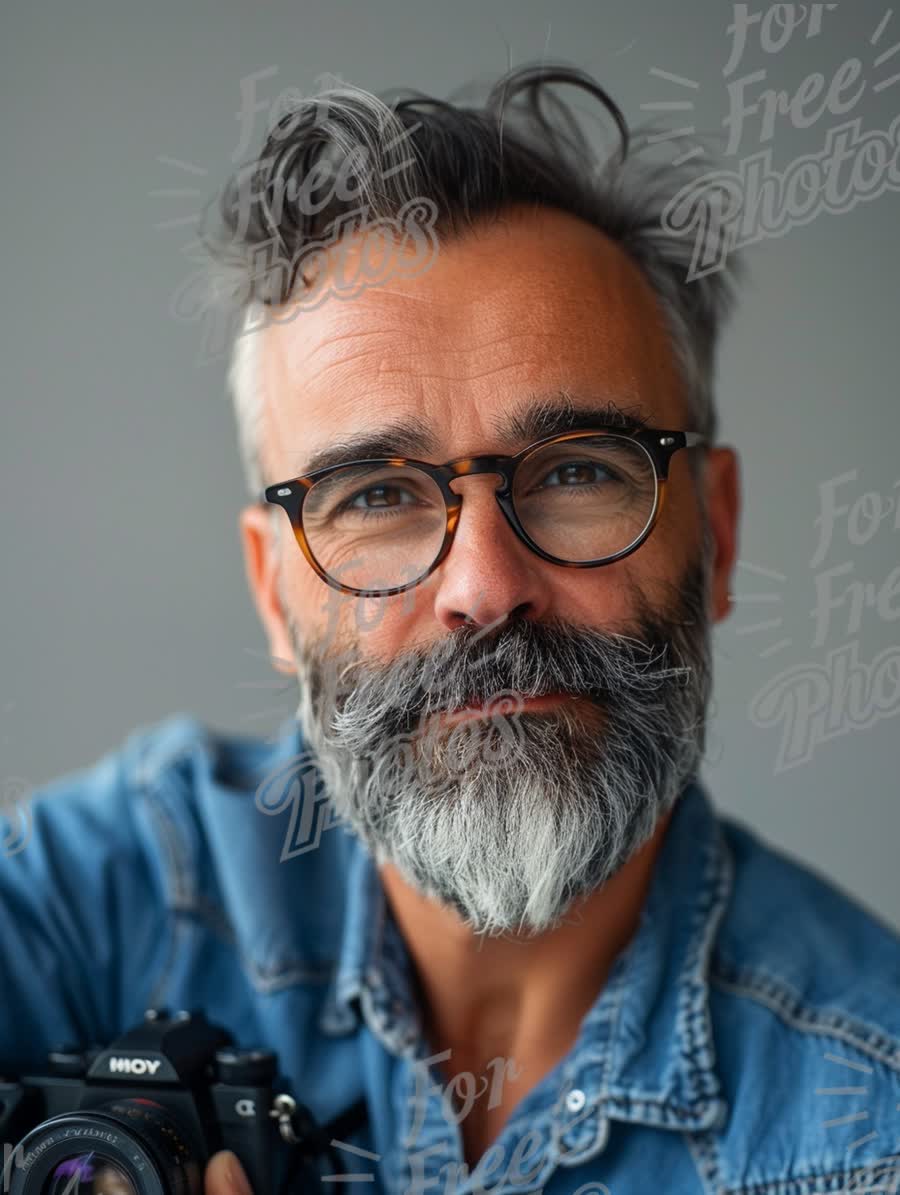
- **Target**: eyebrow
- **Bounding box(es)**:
[291,392,655,477]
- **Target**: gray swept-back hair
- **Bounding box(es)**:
[201,63,745,503]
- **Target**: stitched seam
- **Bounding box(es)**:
[716,1151,900,1195]
[684,1125,900,1195]
[227,942,335,993]
[136,774,187,1007]
[710,962,900,1073]
[140,768,195,909]
[678,813,736,1109]
[683,1128,724,1195]
[144,906,183,1011]
[133,725,344,996]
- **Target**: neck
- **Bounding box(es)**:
[378,804,674,1079]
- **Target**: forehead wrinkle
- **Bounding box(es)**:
[276,288,443,352]
[283,317,600,393]
[304,327,403,354]
[373,360,568,386]
[261,212,686,478]
[274,264,653,393]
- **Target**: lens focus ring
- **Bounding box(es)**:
[5,1101,203,1195]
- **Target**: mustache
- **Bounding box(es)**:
[301,604,702,744]
[289,552,712,937]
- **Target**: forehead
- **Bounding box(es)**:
[258,206,687,477]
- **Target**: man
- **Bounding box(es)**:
[1,64,899,1195]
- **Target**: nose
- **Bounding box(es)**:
[429,473,554,632]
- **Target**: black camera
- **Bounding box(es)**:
[0,1009,334,1195]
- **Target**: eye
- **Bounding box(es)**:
[347,484,415,509]
[539,461,619,488]
[332,483,426,518]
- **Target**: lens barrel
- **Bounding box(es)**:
[5,1101,203,1195]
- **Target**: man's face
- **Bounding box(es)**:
[240,205,740,936]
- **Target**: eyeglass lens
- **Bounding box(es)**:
[300,435,658,591]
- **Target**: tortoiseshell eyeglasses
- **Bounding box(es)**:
[259,425,708,596]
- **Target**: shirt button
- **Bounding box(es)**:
[565,1088,586,1113]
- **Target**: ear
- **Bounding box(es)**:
[704,446,741,623]
[238,505,297,676]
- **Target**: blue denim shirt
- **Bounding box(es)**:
[2,712,899,1194]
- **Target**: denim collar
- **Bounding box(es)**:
[319,773,734,1142]
[142,712,732,1141]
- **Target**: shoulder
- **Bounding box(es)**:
[705,805,900,1187]
[0,714,214,1068]
[10,711,299,863]
[2,712,203,871]
[10,712,311,922]
[714,809,900,1033]
[5,713,216,887]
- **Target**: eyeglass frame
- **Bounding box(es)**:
[258,425,709,596]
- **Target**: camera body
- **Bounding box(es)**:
[0,1009,298,1195]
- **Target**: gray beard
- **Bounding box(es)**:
[286,550,713,938]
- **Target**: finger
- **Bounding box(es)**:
[205,1150,253,1195]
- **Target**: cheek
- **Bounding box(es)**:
[560,533,690,628]
[303,579,401,659]
[278,557,344,652]
[562,563,642,630]
[286,545,424,660]
[348,592,427,661]
[618,468,702,588]
[349,594,397,640]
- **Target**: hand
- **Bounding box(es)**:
[205,1150,254,1195]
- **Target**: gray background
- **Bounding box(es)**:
[2,1,899,929]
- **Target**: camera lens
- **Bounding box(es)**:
[6,1101,203,1195]
[44,1154,138,1195]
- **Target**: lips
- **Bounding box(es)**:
[449,693,521,715]
[442,691,571,722]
